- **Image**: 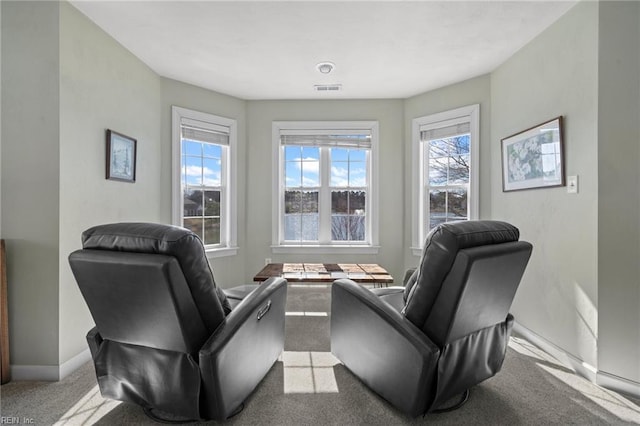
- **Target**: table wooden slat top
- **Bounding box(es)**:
[253,263,393,284]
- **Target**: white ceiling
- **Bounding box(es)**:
[70,1,578,100]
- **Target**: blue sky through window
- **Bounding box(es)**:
[285,146,320,188]
[182,139,222,187]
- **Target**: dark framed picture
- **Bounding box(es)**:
[501,116,564,191]
[106,129,137,182]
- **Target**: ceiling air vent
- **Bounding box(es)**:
[314,84,342,92]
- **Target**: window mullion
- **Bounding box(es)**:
[319,147,331,244]
[422,141,430,242]
[220,146,227,245]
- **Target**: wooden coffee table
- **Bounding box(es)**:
[253,263,393,287]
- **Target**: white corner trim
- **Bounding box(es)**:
[597,371,640,400]
[11,348,91,382]
[512,321,598,383]
[59,348,92,380]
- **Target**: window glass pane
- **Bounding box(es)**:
[332,190,366,241]
[284,215,301,241]
[452,135,470,155]
[183,217,203,239]
[449,154,470,184]
[349,162,366,187]
[429,189,446,229]
[301,214,319,241]
[183,140,202,156]
[183,189,202,217]
[429,139,449,158]
[285,145,302,162]
[203,143,221,159]
[284,190,318,242]
[448,188,468,221]
[204,190,220,217]
[285,190,301,214]
[349,190,366,214]
[302,146,319,160]
[331,215,349,241]
[331,214,366,241]
[285,146,320,187]
[285,162,302,188]
[301,191,318,213]
[349,149,366,162]
[204,218,220,245]
[349,215,366,241]
[184,156,203,186]
[331,191,348,214]
[203,158,221,186]
[428,157,448,186]
[331,162,349,187]
[301,157,320,187]
[331,148,348,161]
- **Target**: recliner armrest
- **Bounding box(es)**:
[198,277,287,420]
[330,279,439,417]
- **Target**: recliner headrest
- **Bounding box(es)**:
[403,220,520,329]
[82,222,230,332]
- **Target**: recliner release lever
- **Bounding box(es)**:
[257,300,272,320]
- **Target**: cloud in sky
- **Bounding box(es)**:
[183,165,221,186]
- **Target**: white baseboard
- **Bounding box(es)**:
[597,370,640,400]
[512,321,597,382]
[513,321,639,399]
[10,348,91,382]
[59,348,92,379]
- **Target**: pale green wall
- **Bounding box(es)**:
[58,3,163,363]
[1,1,61,367]
[245,100,405,283]
[160,78,248,287]
[403,75,492,270]
[491,1,599,368]
[597,0,640,384]
[1,0,638,391]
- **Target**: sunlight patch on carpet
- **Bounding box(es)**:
[537,364,640,423]
[280,351,340,394]
[509,337,640,423]
[54,384,120,425]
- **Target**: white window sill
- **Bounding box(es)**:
[272,245,380,255]
[411,247,423,257]
[206,246,239,259]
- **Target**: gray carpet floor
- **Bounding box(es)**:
[2,284,640,425]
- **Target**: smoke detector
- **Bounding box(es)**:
[316,62,335,74]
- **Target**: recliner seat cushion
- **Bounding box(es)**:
[81,222,230,332]
[403,220,520,331]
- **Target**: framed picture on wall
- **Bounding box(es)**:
[106,129,137,183]
[501,116,565,191]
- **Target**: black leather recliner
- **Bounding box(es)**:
[330,220,532,417]
[68,223,287,421]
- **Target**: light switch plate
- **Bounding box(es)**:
[567,175,578,194]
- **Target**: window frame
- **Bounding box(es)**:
[272,121,379,255]
[411,104,479,256]
[172,106,238,258]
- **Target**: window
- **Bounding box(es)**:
[172,106,237,257]
[272,121,379,254]
[412,105,479,255]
